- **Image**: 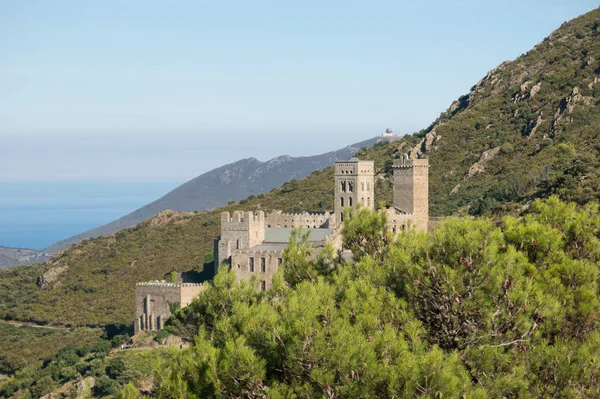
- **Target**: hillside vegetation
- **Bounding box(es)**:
[154,197,600,398]
[2,8,600,330]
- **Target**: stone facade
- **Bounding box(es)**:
[334,158,375,223]
[265,211,336,229]
[134,282,205,334]
[215,210,265,273]
[387,156,429,232]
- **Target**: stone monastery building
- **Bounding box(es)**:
[135,155,429,334]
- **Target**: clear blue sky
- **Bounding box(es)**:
[1,0,598,182]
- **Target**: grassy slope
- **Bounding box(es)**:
[1,8,600,329]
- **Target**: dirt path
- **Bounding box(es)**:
[0,319,70,330]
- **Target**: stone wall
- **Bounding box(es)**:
[134,282,205,334]
[216,210,265,272]
[231,249,284,291]
[265,211,335,229]
[392,158,429,217]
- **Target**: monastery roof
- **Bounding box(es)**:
[264,227,334,243]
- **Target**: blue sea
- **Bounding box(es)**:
[0,181,180,250]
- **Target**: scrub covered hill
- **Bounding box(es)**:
[420,7,600,216]
[3,7,600,329]
[155,198,600,398]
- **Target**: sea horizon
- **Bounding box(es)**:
[0,180,180,250]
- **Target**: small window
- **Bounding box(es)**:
[260,280,266,291]
[250,258,255,272]
[340,197,344,207]
[367,197,371,207]
[261,257,266,272]
[341,213,344,222]
[348,181,354,192]
[341,181,346,192]
[349,197,353,207]
[236,239,240,249]
[277,257,283,266]
[361,182,365,191]
[367,182,371,191]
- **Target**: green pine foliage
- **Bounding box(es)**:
[159,197,600,398]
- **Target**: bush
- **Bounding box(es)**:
[106,358,126,379]
[94,375,117,397]
[93,339,112,357]
[116,382,141,399]
[29,376,55,398]
[154,330,169,344]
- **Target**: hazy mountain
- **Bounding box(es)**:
[45,136,389,254]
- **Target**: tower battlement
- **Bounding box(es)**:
[221,210,265,225]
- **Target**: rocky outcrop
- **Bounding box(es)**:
[513,81,542,102]
[75,377,95,399]
[37,264,69,290]
[466,146,501,178]
[550,87,593,136]
[523,114,544,137]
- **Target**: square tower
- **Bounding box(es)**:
[392,156,428,216]
[334,158,375,222]
[215,210,265,273]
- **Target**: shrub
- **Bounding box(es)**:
[116,382,141,399]
[106,358,126,379]
[94,375,117,397]
[154,330,169,344]
[29,376,55,398]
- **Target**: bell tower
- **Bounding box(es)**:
[334,158,375,223]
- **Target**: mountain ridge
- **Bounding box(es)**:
[44,137,387,254]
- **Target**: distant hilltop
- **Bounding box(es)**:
[0,246,50,269]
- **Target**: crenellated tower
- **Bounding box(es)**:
[392,156,428,216]
[214,210,265,272]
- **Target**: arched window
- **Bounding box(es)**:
[361,182,365,191]
[348,181,354,192]
[341,198,345,207]
[349,197,353,207]
[341,181,346,192]
[367,197,371,207]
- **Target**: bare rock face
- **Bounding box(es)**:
[450,184,461,195]
[467,146,501,178]
[551,87,593,136]
[523,114,544,137]
[75,377,95,399]
[530,82,542,98]
[37,265,69,290]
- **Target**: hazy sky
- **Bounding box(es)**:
[1,0,598,182]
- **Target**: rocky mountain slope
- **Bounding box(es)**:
[45,137,385,254]
[2,8,600,328]
[0,246,50,269]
